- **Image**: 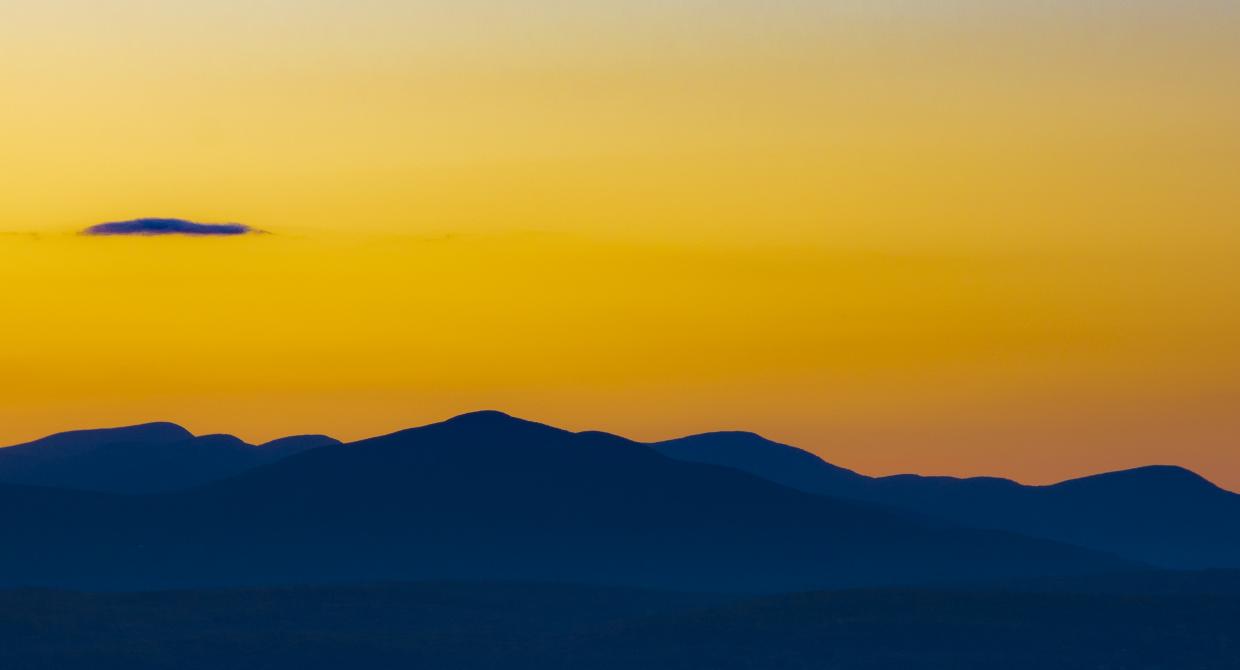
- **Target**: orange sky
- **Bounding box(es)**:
[1,1,1238,488]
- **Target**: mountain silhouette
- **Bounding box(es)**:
[0,424,340,493]
[652,432,1240,568]
[652,431,869,493]
[0,411,1129,591]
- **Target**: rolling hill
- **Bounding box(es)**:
[652,431,1240,568]
[0,423,339,493]
[0,411,1128,591]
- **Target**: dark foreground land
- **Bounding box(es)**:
[3,578,1239,670]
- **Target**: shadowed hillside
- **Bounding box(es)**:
[653,432,1240,568]
[0,424,339,493]
[0,411,1128,591]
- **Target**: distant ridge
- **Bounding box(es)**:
[3,410,1236,578]
[10,422,194,451]
[0,410,1128,591]
[259,435,344,451]
[0,423,341,494]
[651,431,1240,569]
[652,431,868,494]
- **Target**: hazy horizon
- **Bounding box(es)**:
[2,408,1236,492]
[3,0,1238,488]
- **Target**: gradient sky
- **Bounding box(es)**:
[1,1,1238,487]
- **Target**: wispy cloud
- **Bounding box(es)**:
[81,218,263,236]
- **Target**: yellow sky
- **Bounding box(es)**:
[1,1,1238,486]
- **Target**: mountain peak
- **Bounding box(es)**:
[671,430,773,445]
[191,434,250,449]
[259,434,341,450]
[11,421,194,451]
[124,421,193,437]
[446,409,518,423]
[1123,464,1205,479]
[651,430,865,495]
[349,410,568,450]
[1053,464,1221,493]
[439,410,563,434]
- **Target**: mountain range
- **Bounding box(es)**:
[0,411,1128,591]
[0,422,338,493]
[651,431,1240,568]
[0,410,1235,591]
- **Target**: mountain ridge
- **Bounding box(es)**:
[650,429,1240,568]
[0,410,1130,591]
[2,410,1233,577]
[0,423,341,494]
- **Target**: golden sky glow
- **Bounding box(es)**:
[1,1,1238,487]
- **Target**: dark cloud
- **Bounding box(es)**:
[81,218,262,236]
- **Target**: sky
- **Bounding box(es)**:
[1,1,1238,487]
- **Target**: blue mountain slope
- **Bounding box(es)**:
[0,411,1129,591]
[0,424,339,493]
[652,433,1240,568]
